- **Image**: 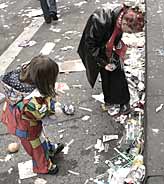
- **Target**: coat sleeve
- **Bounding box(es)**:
[84,8,113,67]
[22,97,57,121]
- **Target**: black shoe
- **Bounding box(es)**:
[54,143,64,154]
[120,103,131,115]
[44,16,51,24]
[50,13,58,21]
[49,143,65,162]
[48,164,59,175]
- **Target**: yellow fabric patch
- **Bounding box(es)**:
[3,101,7,111]
[30,138,41,149]
[30,120,38,127]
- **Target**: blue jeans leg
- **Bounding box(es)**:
[39,0,50,17]
[47,0,57,14]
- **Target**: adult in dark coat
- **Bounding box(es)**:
[77,4,144,116]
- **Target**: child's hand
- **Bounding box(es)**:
[55,102,63,116]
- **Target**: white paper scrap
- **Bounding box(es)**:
[18,160,37,179]
[79,106,92,112]
[156,104,164,112]
[68,170,80,175]
[62,146,69,154]
[67,139,74,146]
[94,139,105,152]
[8,167,13,174]
[103,135,118,143]
[92,93,104,103]
[82,115,90,121]
[34,178,47,184]
[5,154,12,162]
[152,129,159,134]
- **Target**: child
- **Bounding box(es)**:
[1,55,65,174]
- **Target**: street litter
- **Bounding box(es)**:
[84,179,89,184]
[55,82,70,92]
[21,9,43,18]
[67,139,74,146]
[155,48,164,56]
[8,167,13,174]
[87,10,145,184]
[54,39,61,43]
[4,154,12,162]
[34,178,47,184]
[0,3,8,9]
[62,104,75,115]
[155,103,164,112]
[82,115,90,121]
[152,128,159,134]
[79,106,92,112]
[94,151,100,164]
[63,30,80,36]
[49,26,61,33]
[74,1,87,7]
[72,84,82,88]
[58,129,65,133]
[59,134,63,139]
[57,59,85,73]
[68,170,80,175]
[62,139,74,154]
[18,40,37,48]
[104,143,109,152]
[95,139,105,152]
[60,46,74,51]
[18,160,37,179]
[103,135,118,143]
[85,145,93,150]
[92,93,104,104]
[62,146,69,154]
[7,142,20,153]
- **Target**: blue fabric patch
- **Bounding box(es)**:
[42,140,48,152]
[9,104,14,112]
[50,99,55,111]
[15,129,28,138]
[32,160,37,167]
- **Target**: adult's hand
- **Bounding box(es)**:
[105,63,116,71]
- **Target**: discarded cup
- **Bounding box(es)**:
[62,104,75,115]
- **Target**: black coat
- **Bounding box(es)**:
[77,6,123,88]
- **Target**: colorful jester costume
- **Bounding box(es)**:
[1,69,58,173]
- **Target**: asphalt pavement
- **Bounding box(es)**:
[1,0,164,183]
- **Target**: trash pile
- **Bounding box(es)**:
[90,31,146,184]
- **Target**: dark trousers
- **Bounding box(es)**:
[40,0,57,17]
[100,67,130,105]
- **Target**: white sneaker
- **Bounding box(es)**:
[108,104,120,116]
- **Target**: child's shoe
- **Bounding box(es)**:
[48,164,59,175]
[107,104,120,116]
[48,142,64,160]
[54,143,64,154]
